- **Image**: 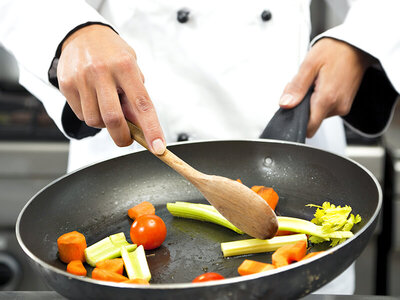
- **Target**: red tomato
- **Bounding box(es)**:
[192,272,225,283]
[130,214,167,250]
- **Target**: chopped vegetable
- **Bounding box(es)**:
[96,258,124,275]
[167,202,244,234]
[221,233,307,257]
[121,245,151,281]
[128,201,155,220]
[271,240,307,268]
[84,232,137,267]
[91,268,129,282]
[278,216,354,243]
[57,231,87,263]
[123,278,150,285]
[306,202,362,246]
[300,251,324,261]
[238,260,275,276]
[66,260,87,276]
[130,214,167,250]
[275,230,295,236]
[192,272,225,282]
[252,186,279,210]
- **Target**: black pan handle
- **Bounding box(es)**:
[260,87,313,143]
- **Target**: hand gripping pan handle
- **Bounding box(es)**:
[260,87,313,143]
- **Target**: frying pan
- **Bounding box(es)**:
[16,91,381,299]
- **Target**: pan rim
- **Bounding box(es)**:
[15,138,382,290]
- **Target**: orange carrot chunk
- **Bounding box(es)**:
[96,258,124,275]
[238,260,275,276]
[300,251,324,261]
[255,187,279,211]
[236,179,243,184]
[251,185,263,193]
[128,201,155,220]
[272,240,307,268]
[57,231,87,263]
[122,278,150,285]
[66,260,87,276]
[275,230,295,236]
[92,268,129,282]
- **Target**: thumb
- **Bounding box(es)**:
[279,60,319,109]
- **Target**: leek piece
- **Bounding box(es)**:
[84,232,137,266]
[221,233,307,257]
[167,202,244,234]
[121,245,151,281]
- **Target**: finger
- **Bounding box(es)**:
[78,85,105,128]
[118,74,165,155]
[60,88,84,121]
[96,76,133,147]
[306,87,329,138]
[279,59,320,109]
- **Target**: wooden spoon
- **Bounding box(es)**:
[127,121,278,239]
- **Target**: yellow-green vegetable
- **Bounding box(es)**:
[166,201,244,234]
[221,234,307,257]
[84,232,136,266]
[306,202,362,246]
[121,245,151,281]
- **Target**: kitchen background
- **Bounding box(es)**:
[0,1,399,296]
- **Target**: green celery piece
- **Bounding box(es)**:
[221,233,307,257]
[277,216,354,240]
[84,232,137,267]
[121,245,151,281]
[167,202,244,234]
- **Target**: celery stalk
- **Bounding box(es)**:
[167,202,244,234]
[121,245,151,281]
[277,216,354,240]
[84,232,137,266]
[221,234,307,257]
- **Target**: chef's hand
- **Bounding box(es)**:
[57,24,166,154]
[279,38,374,138]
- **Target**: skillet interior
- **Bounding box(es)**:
[17,140,380,285]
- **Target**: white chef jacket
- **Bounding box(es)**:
[1,0,399,295]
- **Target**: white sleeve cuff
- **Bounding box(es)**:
[311,0,400,93]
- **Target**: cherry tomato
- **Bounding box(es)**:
[130,214,167,250]
[192,272,225,283]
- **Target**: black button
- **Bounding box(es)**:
[261,10,272,22]
[177,133,189,142]
[177,9,190,23]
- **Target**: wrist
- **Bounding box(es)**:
[61,23,117,51]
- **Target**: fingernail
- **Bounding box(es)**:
[152,138,166,155]
[279,94,295,106]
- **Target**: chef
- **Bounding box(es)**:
[0,0,399,294]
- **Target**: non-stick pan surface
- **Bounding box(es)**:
[16,140,381,299]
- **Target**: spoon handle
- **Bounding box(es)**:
[127,121,202,180]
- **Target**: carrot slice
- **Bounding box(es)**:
[275,230,295,236]
[122,278,150,285]
[256,187,279,210]
[238,260,275,276]
[92,268,128,282]
[66,260,87,276]
[251,186,263,193]
[96,258,124,275]
[236,179,243,184]
[128,201,155,220]
[300,251,324,261]
[272,240,307,268]
[57,231,87,263]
